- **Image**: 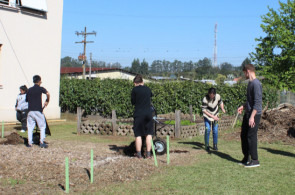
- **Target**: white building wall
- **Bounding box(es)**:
[0,1,63,121]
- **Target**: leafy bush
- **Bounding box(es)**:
[60,78,278,118]
[164,120,196,126]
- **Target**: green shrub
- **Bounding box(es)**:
[60,78,278,118]
[164,120,196,126]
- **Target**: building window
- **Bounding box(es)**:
[20,0,47,12]
[0,0,9,5]
[0,0,20,7]
[0,0,47,14]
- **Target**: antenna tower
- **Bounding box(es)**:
[214,23,217,67]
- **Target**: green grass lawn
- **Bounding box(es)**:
[98,137,295,195]
[13,122,295,194]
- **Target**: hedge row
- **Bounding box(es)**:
[60,78,278,118]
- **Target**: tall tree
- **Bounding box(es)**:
[61,56,82,67]
[220,62,233,76]
[111,62,122,68]
[241,57,251,68]
[195,57,214,78]
[183,61,194,72]
[140,59,149,75]
[130,58,141,73]
[150,60,163,73]
[162,60,170,73]
[91,60,106,68]
[251,0,295,90]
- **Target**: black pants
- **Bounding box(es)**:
[16,109,28,130]
[241,114,261,161]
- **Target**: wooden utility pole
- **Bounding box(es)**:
[75,27,96,79]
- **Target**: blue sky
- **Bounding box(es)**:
[61,0,284,67]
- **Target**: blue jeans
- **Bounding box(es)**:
[204,117,218,147]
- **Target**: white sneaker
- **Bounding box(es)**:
[20,130,26,133]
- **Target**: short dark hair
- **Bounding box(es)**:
[19,85,28,93]
[33,75,41,83]
[243,64,255,72]
[133,74,143,84]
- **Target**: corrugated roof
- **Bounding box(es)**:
[60,67,119,74]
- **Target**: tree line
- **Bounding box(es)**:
[61,56,122,69]
[61,56,251,80]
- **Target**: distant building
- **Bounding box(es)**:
[197,79,217,85]
[0,0,63,121]
[60,67,155,83]
[224,81,237,86]
[151,76,173,81]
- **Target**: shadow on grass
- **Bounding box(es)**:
[178,141,205,150]
[179,141,240,163]
[260,147,295,158]
[210,151,240,163]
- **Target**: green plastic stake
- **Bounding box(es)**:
[91,149,93,183]
[2,121,4,138]
[151,139,158,167]
[167,135,170,165]
[193,114,196,121]
[65,157,69,193]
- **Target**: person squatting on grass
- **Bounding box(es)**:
[15,85,29,133]
[202,88,226,151]
[131,74,153,159]
[237,64,262,168]
[26,75,50,148]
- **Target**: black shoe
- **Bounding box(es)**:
[205,146,210,152]
[39,143,48,148]
[213,144,218,151]
[244,160,260,168]
[134,152,142,159]
[145,151,152,159]
[238,156,250,165]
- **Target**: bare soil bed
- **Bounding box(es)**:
[0,134,202,194]
[224,103,295,145]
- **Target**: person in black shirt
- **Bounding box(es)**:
[131,74,153,158]
[237,64,262,168]
[26,75,50,148]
